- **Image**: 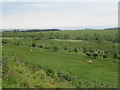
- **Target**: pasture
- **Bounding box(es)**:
[2,29,119,88]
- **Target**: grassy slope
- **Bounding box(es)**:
[2,54,74,88]
[2,44,118,88]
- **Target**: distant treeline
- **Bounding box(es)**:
[104,27,119,30]
[2,29,61,32]
[2,27,119,32]
[21,29,61,32]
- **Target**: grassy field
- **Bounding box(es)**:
[2,29,119,88]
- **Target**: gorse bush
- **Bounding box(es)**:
[31,43,36,47]
[53,46,59,51]
[86,52,92,56]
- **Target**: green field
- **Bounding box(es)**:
[2,30,119,88]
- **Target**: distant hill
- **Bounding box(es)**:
[104,27,119,30]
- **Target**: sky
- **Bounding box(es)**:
[1,1,118,29]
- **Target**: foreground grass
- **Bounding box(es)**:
[2,44,118,88]
[2,51,74,88]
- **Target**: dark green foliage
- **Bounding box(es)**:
[113,53,117,59]
[88,47,94,53]
[64,47,67,50]
[74,48,77,53]
[58,72,75,81]
[2,39,8,44]
[31,43,36,47]
[69,50,72,52]
[86,52,92,56]
[45,46,48,49]
[53,46,59,51]
[76,37,81,40]
[102,54,108,58]
[82,47,87,53]
[39,45,43,48]
[92,53,98,58]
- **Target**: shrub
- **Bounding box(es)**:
[53,46,59,51]
[86,52,92,56]
[39,45,43,48]
[74,48,77,53]
[45,46,48,49]
[64,47,67,50]
[58,72,75,81]
[31,43,36,47]
[102,54,108,58]
[92,53,98,58]
[2,40,7,44]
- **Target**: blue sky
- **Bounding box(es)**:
[1,2,118,29]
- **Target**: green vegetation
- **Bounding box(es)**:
[2,29,119,88]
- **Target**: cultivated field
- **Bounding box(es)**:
[2,29,119,88]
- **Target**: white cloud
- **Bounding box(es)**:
[1,2,118,29]
[23,4,49,8]
[2,11,117,29]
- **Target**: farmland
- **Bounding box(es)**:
[2,29,119,88]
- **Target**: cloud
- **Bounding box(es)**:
[1,2,118,29]
[2,11,117,29]
[22,3,49,8]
